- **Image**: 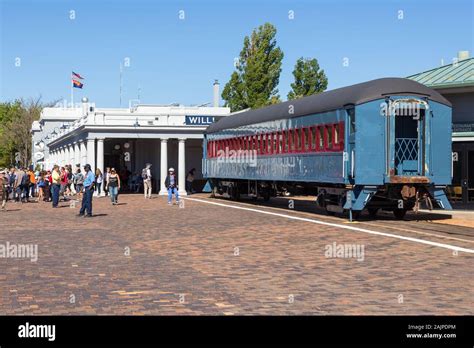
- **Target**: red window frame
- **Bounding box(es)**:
[310,126,317,152]
[293,128,300,153]
[288,129,294,153]
[325,125,333,151]
[335,121,345,151]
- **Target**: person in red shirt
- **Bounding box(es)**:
[60,167,69,201]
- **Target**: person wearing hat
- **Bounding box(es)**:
[78,163,95,217]
[164,167,179,205]
[0,169,8,211]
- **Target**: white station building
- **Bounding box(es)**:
[31,82,230,195]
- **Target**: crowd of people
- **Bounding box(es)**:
[0,163,197,215]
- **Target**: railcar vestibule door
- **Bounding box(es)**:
[390,99,428,176]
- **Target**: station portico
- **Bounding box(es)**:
[33,96,230,196]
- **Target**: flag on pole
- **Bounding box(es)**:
[72,71,84,79]
[72,79,84,89]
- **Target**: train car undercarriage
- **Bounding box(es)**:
[208,179,452,220]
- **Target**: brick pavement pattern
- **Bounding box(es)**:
[0,194,473,315]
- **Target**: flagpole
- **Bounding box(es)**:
[71,72,74,108]
[119,62,123,107]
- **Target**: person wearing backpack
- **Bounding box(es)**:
[142,163,152,199]
[73,168,84,199]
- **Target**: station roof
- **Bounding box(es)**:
[206,77,451,134]
[407,58,474,89]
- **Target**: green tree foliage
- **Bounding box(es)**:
[222,23,284,112]
[0,98,44,168]
[287,57,328,100]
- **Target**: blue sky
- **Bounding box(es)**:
[1,0,473,107]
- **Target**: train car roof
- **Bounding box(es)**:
[206,77,451,134]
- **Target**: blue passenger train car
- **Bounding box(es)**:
[203,78,452,219]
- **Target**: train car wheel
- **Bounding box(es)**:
[230,186,240,201]
[393,208,408,220]
[368,208,379,218]
[262,189,271,202]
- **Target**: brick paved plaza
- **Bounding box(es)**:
[1,194,473,315]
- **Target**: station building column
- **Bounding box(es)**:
[86,138,96,173]
[159,138,168,195]
[80,140,87,168]
[96,138,105,196]
[74,142,80,166]
[178,138,187,196]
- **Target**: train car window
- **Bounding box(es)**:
[318,126,324,150]
[263,134,270,155]
[282,131,288,153]
[272,132,278,154]
[326,125,333,150]
[335,122,344,150]
[310,127,317,151]
[347,108,356,135]
[303,128,309,152]
[295,129,302,152]
[278,132,283,153]
[286,129,294,153]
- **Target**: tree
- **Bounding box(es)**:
[287,57,328,100]
[222,23,284,112]
[0,98,45,168]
